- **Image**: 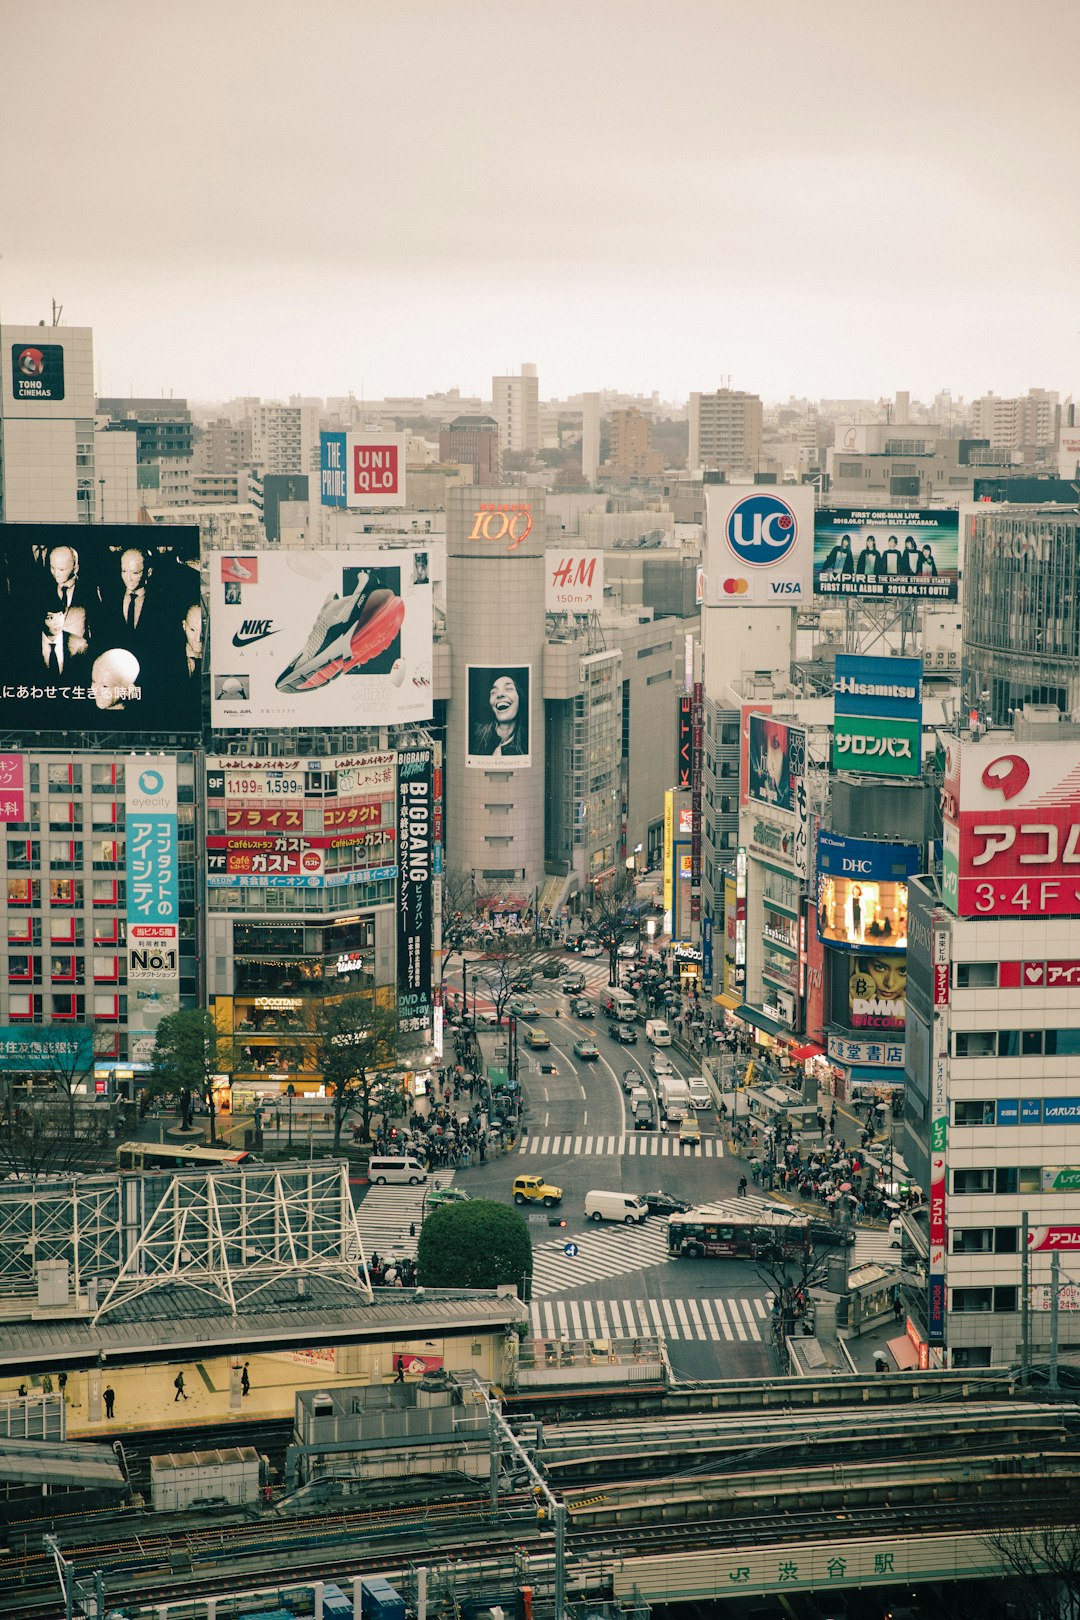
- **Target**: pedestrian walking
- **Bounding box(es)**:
[394,1356,406,1383]
[41,1372,53,1394]
[241,1362,251,1397]
[58,1371,68,1398]
[173,1370,188,1402]
[738,1176,747,1197]
[103,1385,115,1418]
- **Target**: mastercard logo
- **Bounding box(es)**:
[722,577,750,595]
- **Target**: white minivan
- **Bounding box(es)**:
[585,1189,649,1224]
[644,1019,672,1046]
[368,1155,428,1185]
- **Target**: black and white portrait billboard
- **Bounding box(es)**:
[466,664,531,770]
[0,524,202,734]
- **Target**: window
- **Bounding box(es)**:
[954,1100,994,1126]
[955,962,998,988]
[92,838,121,867]
[1018,1166,1041,1193]
[7,839,39,869]
[50,878,81,906]
[93,993,120,1021]
[48,763,82,793]
[952,1168,994,1194]
[951,1228,993,1254]
[93,917,121,945]
[1022,1030,1043,1056]
[719,723,739,747]
[1044,1030,1080,1056]
[995,1167,1018,1194]
[49,840,83,869]
[8,993,39,1021]
[997,1030,1020,1057]
[951,1287,993,1313]
[93,955,120,982]
[994,1226,1018,1253]
[954,1031,995,1057]
[93,879,120,907]
[7,878,37,907]
[50,993,80,1020]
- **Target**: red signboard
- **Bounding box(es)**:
[324,803,386,830]
[945,740,1080,918]
[1029,1226,1080,1252]
[933,962,950,1005]
[0,753,25,824]
[1000,960,1080,988]
[352,441,400,498]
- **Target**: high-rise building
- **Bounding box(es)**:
[438,416,501,483]
[491,364,540,455]
[248,403,320,476]
[688,388,763,478]
[970,389,1059,455]
[581,393,600,485]
[608,407,662,478]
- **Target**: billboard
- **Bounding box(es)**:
[398,747,433,1036]
[704,485,814,606]
[677,695,693,791]
[941,738,1080,918]
[833,653,923,777]
[747,713,805,816]
[0,1025,94,1071]
[319,431,407,509]
[814,508,959,602]
[11,342,65,402]
[210,550,432,728]
[466,665,531,770]
[848,953,907,1032]
[816,832,921,951]
[545,550,603,614]
[0,524,202,734]
[0,754,26,823]
[125,756,179,984]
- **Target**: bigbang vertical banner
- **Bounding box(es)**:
[397,749,433,1036]
[125,755,179,982]
[210,549,432,728]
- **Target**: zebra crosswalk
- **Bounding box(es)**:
[517,1132,723,1158]
[528,1294,770,1343]
[356,1172,454,1262]
[529,1217,672,1296]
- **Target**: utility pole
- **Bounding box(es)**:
[1049,1251,1060,1394]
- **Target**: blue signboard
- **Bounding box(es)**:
[0,1025,94,1072]
[996,1099,1019,1126]
[320,431,347,507]
[834,655,923,721]
[817,831,922,882]
[1021,1098,1043,1124]
[1044,1098,1080,1123]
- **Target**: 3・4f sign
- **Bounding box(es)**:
[704,486,814,606]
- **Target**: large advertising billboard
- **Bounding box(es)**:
[814,508,959,602]
[942,737,1080,918]
[319,431,407,509]
[466,665,531,770]
[816,832,921,951]
[704,486,814,606]
[747,713,804,815]
[125,756,179,983]
[545,550,603,615]
[11,342,65,403]
[0,524,202,734]
[210,550,432,729]
[833,653,923,777]
[848,953,907,1032]
[397,747,433,1036]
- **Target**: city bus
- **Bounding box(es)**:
[667,1200,810,1260]
[116,1141,257,1173]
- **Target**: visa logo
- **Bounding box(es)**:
[769,580,802,595]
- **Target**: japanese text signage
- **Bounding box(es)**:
[125,756,179,992]
[397,748,434,1036]
[833,655,922,777]
[0,753,26,823]
[941,738,1080,918]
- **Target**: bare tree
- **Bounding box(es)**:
[588,871,647,986]
[470,936,553,1028]
[439,866,476,1000]
[751,1225,831,1345]
[0,1095,114,1179]
[302,993,401,1149]
[985,1522,1080,1620]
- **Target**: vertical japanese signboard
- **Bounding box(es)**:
[690,680,704,925]
[928,916,950,1344]
[0,754,26,822]
[125,755,180,1053]
[397,748,433,1037]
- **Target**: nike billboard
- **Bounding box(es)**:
[209,549,433,728]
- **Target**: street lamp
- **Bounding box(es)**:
[286,1082,296,1150]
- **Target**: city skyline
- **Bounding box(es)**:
[4,0,1080,405]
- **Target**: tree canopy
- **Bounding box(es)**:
[416,1199,532,1294]
[151,1007,231,1143]
[303,993,400,1149]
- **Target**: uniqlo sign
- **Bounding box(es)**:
[345,432,406,508]
[942,739,1080,918]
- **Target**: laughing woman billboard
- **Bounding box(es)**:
[466,665,531,769]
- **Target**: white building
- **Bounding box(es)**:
[491,364,539,455]
[0,323,96,522]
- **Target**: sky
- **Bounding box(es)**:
[3,0,1080,408]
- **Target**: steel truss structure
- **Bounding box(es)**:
[0,1161,370,1323]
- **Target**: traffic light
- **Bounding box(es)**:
[548,1217,566,1227]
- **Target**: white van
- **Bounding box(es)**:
[368,1156,428,1186]
[645,1019,672,1046]
[585,1189,649,1224]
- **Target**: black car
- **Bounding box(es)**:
[808,1217,857,1249]
[610,1022,637,1044]
[643,1189,691,1216]
[541,958,563,979]
[562,972,586,994]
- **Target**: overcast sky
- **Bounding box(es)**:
[3,0,1078,407]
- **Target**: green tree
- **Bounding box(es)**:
[417,1199,532,1295]
[151,1008,231,1144]
[303,993,400,1150]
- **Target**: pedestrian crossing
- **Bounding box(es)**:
[517,1132,723,1158]
[356,1172,454,1262]
[852,1225,899,1266]
[529,1217,672,1296]
[528,1294,770,1343]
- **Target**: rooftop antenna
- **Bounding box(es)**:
[51,299,62,327]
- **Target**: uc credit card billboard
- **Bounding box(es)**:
[210,549,432,728]
[814,508,958,602]
[704,486,814,605]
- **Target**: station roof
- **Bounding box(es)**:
[0,1437,125,1488]
[0,1280,526,1372]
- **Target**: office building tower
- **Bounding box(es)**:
[491,364,540,455]
[688,388,763,478]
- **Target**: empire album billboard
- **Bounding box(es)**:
[466,665,531,770]
[0,523,202,734]
[210,549,432,728]
[814,508,959,601]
